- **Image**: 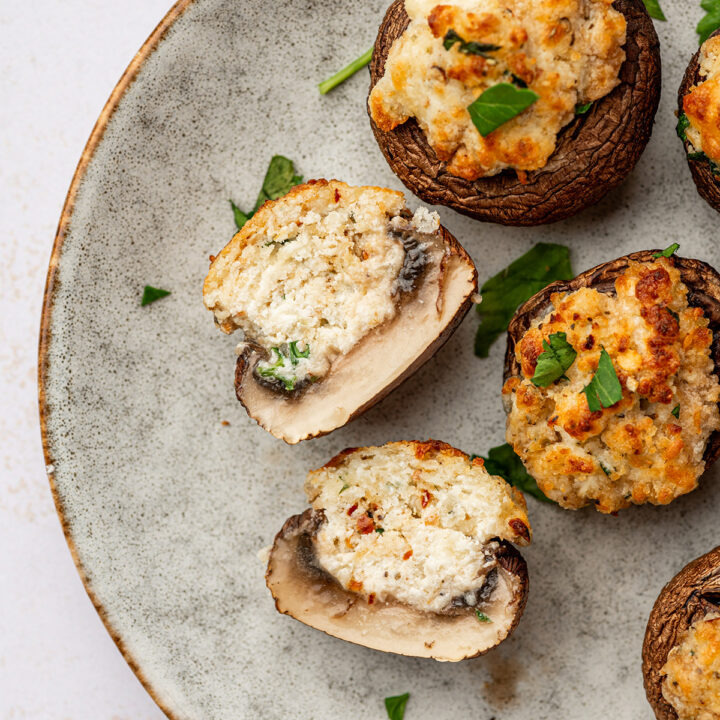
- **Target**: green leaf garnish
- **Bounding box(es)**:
[385,693,410,720]
[141,285,171,306]
[642,0,667,20]
[230,156,303,230]
[319,47,373,95]
[443,29,501,57]
[698,0,720,43]
[478,443,554,503]
[677,113,690,142]
[468,83,539,137]
[474,243,573,357]
[583,347,623,412]
[671,404,680,418]
[256,347,297,391]
[475,610,492,623]
[531,332,577,387]
[575,102,593,115]
[652,243,680,259]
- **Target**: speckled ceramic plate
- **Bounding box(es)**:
[39,1,720,718]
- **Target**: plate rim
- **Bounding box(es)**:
[37,2,196,718]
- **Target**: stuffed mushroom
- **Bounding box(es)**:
[203,180,477,443]
[502,249,720,513]
[368,0,661,226]
[678,29,720,214]
[265,440,531,661]
[642,546,720,720]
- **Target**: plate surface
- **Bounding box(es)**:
[39,1,720,718]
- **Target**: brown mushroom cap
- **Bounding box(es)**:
[368,0,661,226]
[266,508,529,661]
[503,250,720,467]
[678,28,720,214]
[642,546,720,720]
[235,225,477,444]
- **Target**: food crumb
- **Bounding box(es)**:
[221,420,230,426]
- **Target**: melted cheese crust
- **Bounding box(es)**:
[503,258,720,513]
[684,37,720,165]
[369,0,626,179]
[203,181,439,385]
[662,614,720,720]
[305,441,530,613]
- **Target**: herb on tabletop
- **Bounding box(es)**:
[642,0,667,21]
[319,47,373,95]
[385,693,410,720]
[474,243,573,357]
[698,0,720,43]
[141,285,171,306]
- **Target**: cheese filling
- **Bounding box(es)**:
[203,182,440,393]
[661,614,720,720]
[369,0,626,179]
[684,36,720,167]
[304,442,531,614]
[503,257,720,513]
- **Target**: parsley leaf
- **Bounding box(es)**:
[531,332,577,387]
[583,348,623,412]
[475,610,492,623]
[642,0,667,20]
[230,156,303,230]
[318,47,373,95]
[477,443,554,503]
[339,483,349,494]
[468,83,540,137]
[443,29,501,57]
[671,405,680,418]
[141,285,171,306]
[575,101,593,115]
[385,693,410,720]
[677,113,690,141]
[698,0,720,43]
[474,243,573,357]
[652,243,680,259]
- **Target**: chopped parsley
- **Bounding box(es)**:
[475,443,554,504]
[443,29,501,57]
[698,0,720,43]
[531,332,577,387]
[141,285,171,306]
[318,47,373,95]
[468,82,539,137]
[677,113,690,142]
[339,482,350,494]
[385,693,410,720]
[289,341,310,364]
[475,610,492,623]
[575,101,593,115]
[642,0,667,20]
[230,156,303,231]
[671,404,680,418]
[600,463,612,476]
[375,527,385,534]
[652,243,680,259]
[255,342,310,391]
[474,243,573,357]
[583,347,623,412]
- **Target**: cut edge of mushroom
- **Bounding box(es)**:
[265,509,529,662]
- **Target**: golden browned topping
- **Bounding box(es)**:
[503,257,720,512]
[684,37,720,165]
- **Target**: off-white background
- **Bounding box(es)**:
[2,2,170,718]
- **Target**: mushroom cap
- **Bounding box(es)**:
[368,0,661,226]
[678,28,720,214]
[235,224,477,444]
[503,250,720,467]
[265,508,529,661]
[642,546,720,720]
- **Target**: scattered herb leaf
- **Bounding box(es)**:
[531,332,577,387]
[478,443,554,503]
[474,243,573,357]
[583,347,623,412]
[677,113,690,142]
[698,0,720,43]
[671,404,680,418]
[230,156,303,230]
[652,243,680,259]
[468,82,540,137]
[575,101,593,115]
[475,610,492,623]
[385,693,410,720]
[443,29,501,57]
[642,0,667,20]
[319,47,373,95]
[141,285,171,306]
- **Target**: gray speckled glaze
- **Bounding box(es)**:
[41,1,720,718]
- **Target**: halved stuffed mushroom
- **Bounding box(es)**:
[265,440,531,661]
[203,180,477,443]
[678,29,720,214]
[368,0,661,226]
[642,546,720,720]
[502,250,720,513]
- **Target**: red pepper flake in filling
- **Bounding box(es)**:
[347,503,358,516]
[357,515,375,534]
[348,578,363,593]
[403,549,413,560]
[421,489,433,508]
[334,189,341,202]
[368,593,376,605]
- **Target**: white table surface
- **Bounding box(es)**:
[1,2,174,718]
